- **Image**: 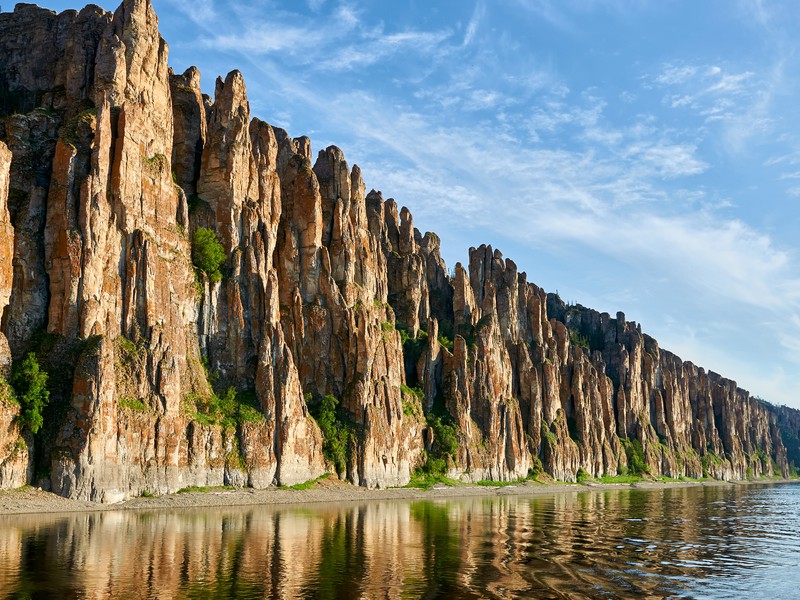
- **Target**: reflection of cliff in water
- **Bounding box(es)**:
[0,484,797,598]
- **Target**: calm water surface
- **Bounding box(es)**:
[1,483,798,599]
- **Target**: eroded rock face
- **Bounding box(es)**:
[406,244,788,482]
[0,141,13,377]
[0,0,325,500]
[0,139,30,489]
[0,0,791,499]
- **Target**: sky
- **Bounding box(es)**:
[38,0,800,408]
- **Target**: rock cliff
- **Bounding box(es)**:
[0,0,792,501]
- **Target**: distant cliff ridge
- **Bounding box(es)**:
[0,0,793,502]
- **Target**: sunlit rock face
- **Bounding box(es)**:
[0,0,789,500]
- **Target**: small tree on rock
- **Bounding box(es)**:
[192,227,226,283]
[11,353,49,434]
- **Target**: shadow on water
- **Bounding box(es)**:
[0,483,798,599]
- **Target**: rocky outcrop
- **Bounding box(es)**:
[0,140,13,377]
[0,0,790,500]
[0,0,326,499]
[768,404,800,471]
[0,139,30,487]
[546,295,787,480]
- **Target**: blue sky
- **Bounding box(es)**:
[41,0,800,408]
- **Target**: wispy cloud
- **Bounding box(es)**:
[463,1,485,46]
[165,0,216,24]
[199,4,359,57]
[655,65,698,86]
[320,30,453,71]
[196,3,451,74]
[511,0,578,33]
[648,60,784,155]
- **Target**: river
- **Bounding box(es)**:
[0,482,798,598]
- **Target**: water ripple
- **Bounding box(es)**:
[0,483,799,598]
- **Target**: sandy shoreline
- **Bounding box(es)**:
[0,477,796,517]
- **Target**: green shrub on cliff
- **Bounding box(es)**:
[310,394,355,477]
[621,437,649,475]
[10,353,50,434]
[191,227,225,283]
[400,328,429,367]
[407,397,461,488]
[568,329,590,352]
[426,413,458,459]
[185,387,263,428]
[0,376,14,406]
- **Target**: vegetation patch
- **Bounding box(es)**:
[119,397,150,412]
[400,384,424,418]
[568,329,590,352]
[143,152,168,172]
[184,388,263,429]
[308,394,356,477]
[456,315,492,349]
[226,436,246,470]
[474,474,538,487]
[407,393,461,488]
[405,468,460,490]
[59,107,97,147]
[20,330,101,481]
[529,456,544,479]
[437,334,454,352]
[0,376,15,407]
[541,420,558,446]
[282,473,332,491]
[191,227,226,283]
[400,328,429,367]
[9,353,50,434]
[597,474,645,484]
[620,437,649,476]
[700,451,724,477]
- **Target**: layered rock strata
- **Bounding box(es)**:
[0,0,790,501]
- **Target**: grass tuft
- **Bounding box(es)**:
[404,472,460,490]
[282,473,331,490]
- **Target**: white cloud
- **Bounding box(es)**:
[705,71,754,94]
[197,5,451,75]
[623,142,708,179]
[656,64,698,85]
[463,1,485,46]
[668,94,694,108]
[165,0,216,23]
[648,60,786,156]
[320,30,452,71]
[203,25,314,54]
